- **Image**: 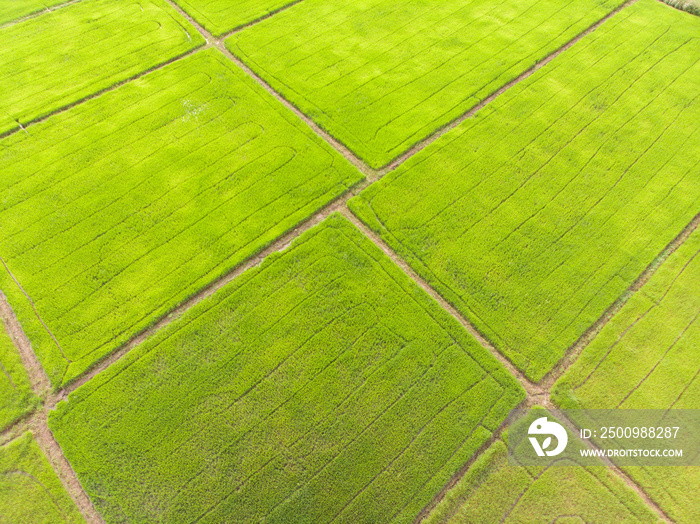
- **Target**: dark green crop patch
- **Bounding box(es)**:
[350,0,700,381]
[0,49,362,387]
[49,215,524,524]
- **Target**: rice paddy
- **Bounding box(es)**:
[0,0,204,135]
[553,225,700,523]
[349,0,700,381]
[0,0,69,25]
[0,432,85,523]
[1,0,698,521]
[49,215,524,524]
[0,317,37,431]
[226,0,629,168]
[422,435,660,523]
[171,0,301,36]
[0,49,362,387]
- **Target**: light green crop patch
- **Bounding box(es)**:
[226,0,628,168]
[0,0,204,135]
[0,49,363,387]
[553,226,700,522]
[0,432,85,523]
[0,317,37,431]
[172,0,300,36]
[423,436,660,524]
[349,0,700,381]
[49,215,524,524]
[0,0,68,25]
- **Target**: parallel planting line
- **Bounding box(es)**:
[0,411,103,523]
[58,186,367,398]
[551,407,673,523]
[0,0,205,136]
[47,215,524,523]
[0,290,51,398]
[0,46,203,143]
[340,209,542,398]
[0,256,70,365]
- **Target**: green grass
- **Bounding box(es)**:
[0,432,85,523]
[553,225,700,522]
[49,214,524,524]
[0,0,68,25]
[0,49,363,388]
[0,0,204,135]
[0,317,37,431]
[423,436,660,524]
[226,0,627,168]
[349,0,700,381]
[172,0,301,36]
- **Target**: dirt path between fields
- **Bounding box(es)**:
[29,411,105,523]
[0,289,103,522]
[0,291,51,398]
[60,180,371,397]
[339,209,543,397]
[0,409,104,523]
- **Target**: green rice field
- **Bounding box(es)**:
[0,0,204,135]
[0,49,362,387]
[0,432,85,523]
[553,225,700,523]
[49,215,524,523]
[1,0,698,521]
[350,0,700,381]
[172,0,301,36]
[0,0,69,25]
[0,319,36,431]
[227,0,627,167]
[423,435,660,523]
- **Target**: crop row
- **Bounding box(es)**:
[0,317,36,431]
[172,0,301,36]
[553,223,700,522]
[423,431,660,523]
[0,432,85,523]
